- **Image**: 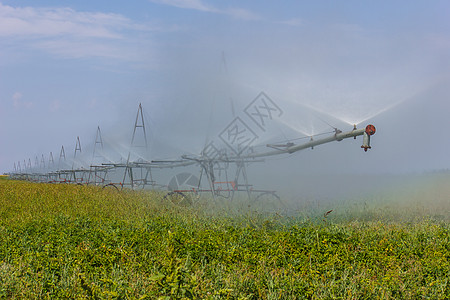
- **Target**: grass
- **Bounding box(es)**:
[0,178,449,299]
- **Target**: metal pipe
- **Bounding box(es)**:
[242,127,368,159]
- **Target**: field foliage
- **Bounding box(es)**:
[0,178,449,299]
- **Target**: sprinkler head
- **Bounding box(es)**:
[361,124,376,152]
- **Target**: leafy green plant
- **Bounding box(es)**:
[0,179,449,299]
[149,231,197,299]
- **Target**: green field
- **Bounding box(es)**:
[0,177,449,299]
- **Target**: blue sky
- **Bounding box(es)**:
[1,0,450,174]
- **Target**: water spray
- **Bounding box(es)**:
[7,97,377,205]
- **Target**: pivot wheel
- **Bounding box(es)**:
[102,183,120,192]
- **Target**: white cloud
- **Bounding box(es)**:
[12,92,32,109]
[35,39,127,60]
[151,0,216,12]
[0,3,156,61]
[12,92,22,108]
[0,3,134,38]
[150,0,261,20]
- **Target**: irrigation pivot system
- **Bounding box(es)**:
[8,94,376,208]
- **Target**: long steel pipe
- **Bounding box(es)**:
[242,127,369,159]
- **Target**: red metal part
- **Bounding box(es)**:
[365,124,376,136]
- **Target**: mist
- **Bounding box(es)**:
[2,1,450,213]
